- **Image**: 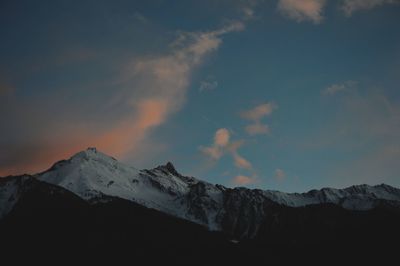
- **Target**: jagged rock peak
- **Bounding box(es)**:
[155,162,180,176]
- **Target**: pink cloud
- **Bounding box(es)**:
[245,123,270,135]
[199,128,230,160]
[0,21,246,176]
[240,103,276,121]
[215,128,230,147]
[240,103,276,136]
[277,0,326,24]
[199,146,224,160]
[200,130,253,171]
[233,153,252,170]
[232,175,256,185]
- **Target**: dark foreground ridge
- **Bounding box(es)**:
[1,149,400,265]
[1,175,400,265]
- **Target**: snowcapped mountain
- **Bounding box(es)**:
[36,147,223,229]
[1,147,400,238]
[0,175,79,219]
[26,147,400,238]
[0,176,29,219]
[2,147,400,264]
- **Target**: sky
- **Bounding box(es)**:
[1,0,400,192]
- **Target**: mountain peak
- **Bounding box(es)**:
[155,162,180,176]
[70,147,117,162]
[86,147,97,153]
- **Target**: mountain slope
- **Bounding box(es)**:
[34,148,400,238]
[0,177,235,265]
[2,148,400,264]
[1,173,400,265]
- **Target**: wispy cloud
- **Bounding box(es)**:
[240,102,275,120]
[277,0,326,24]
[0,20,246,176]
[232,175,257,185]
[199,128,230,160]
[227,140,253,170]
[341,0,400,16]
[199,77,218,92]
[215,128,230,146]
[200,129,253,171]
[274,168,286,181]
[237,0,260,20]
[87,22,246,159]
[322,81,357,96]
[242,7,255,19]
[245,123,270,135]
[240,103,276,136]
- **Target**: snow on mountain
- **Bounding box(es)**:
[262,184,400,210]
[0,175,72,219]
[37,148,216,226]
[0,176,28,219]
[2,147,398,236]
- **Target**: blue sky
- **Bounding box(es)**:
[1,0,400,192]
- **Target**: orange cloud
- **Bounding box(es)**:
[240,103,276,136]
[214,128,230,147]
[0,99,169,176]
[233,153,252,170]
[199,128,230,160]
[95,99,169,157]
[0,21,246,177]
[232,175,256,185]
[0,130,92,176]
[245,123,270,135]
[240,103,276,121]
[200,129,254,172]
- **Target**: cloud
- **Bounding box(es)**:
[341,0,400,16]
[245,123,270,135]
[0,21,245,176]
[232,175,256,185]
[199,128,230,160]
[240,103,276,136]
[227,140,253,170]
[322,84,346,95]
[322,81,357,96]
[242,7,255,19]
[86,24,240,159]
[240,103,275,121]
[199,79,218,92]
[215,128,230,147]
[233,153,252,170]
[200,129,253,170]
[235,0,260,20]
[277,0,326,24]
[199,146,224,160]
[274,168,286,181]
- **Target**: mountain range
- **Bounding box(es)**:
[1,147,400,264]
